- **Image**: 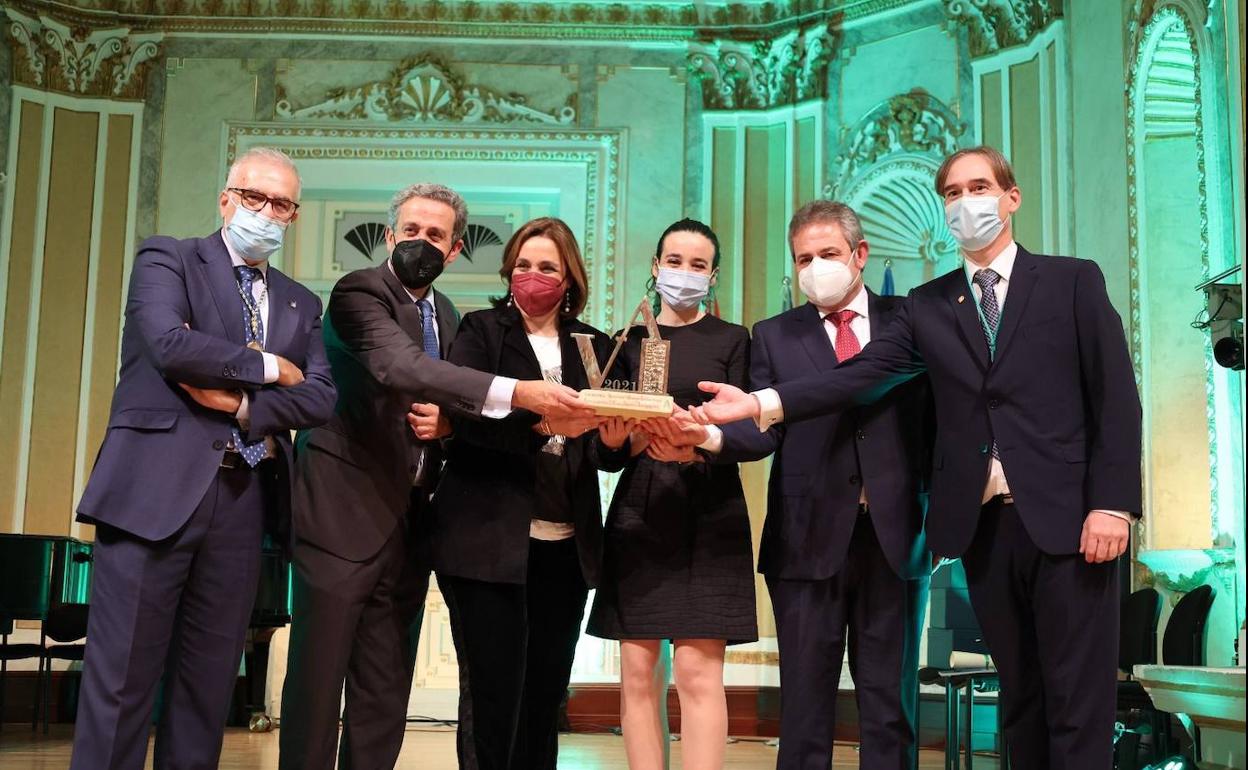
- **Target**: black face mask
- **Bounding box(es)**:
[391,238,446,290]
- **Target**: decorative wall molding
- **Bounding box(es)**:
[1124,4,1220,540]
[275,56,575,126]
[823,91,965,282]
[2,0,911,42]
[224,123,621,330]
[828,88,966,195]
[688,23,836,110]
[1136,548,1236,603]
[943,0,1061,57]
[4,8,162,99]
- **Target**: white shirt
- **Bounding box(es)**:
[526,333,575,542]
[385,259,517,418]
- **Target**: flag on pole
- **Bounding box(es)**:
[881,259,896,296]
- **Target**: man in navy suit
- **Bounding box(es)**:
[692,201,932,769]
[691,146,1141,770]
[71,147,336,769]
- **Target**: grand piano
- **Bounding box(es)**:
[0,532,290,730]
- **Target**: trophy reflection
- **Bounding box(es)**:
[571,298,675,418]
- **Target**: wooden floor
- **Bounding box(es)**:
[0,725,999,768]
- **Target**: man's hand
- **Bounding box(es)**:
[598,417,634,449]
[1079,511,1131,563]
[179,383,243,414]
[407,402,451,441]
[688,382,759,425]
[513,380,596,420]
[637,408,709,447]
[275,355,304,387]
[645,437,700,464]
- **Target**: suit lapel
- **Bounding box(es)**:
[432,288,459,357]
[795,303,837,371]
[262,268,292,353]
[866,288,888,342]
[558,326,587,390]
[990,247,1039,364]
[379,264,425,343]
[500,309,543,380]
[946,271,991,372]
[199,231,246,344]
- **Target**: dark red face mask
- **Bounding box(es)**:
[510,271,565,316]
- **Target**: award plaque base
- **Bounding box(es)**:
[578,389,674,419]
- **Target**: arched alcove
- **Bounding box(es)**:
[826,89,965,294]
[1128,6,1214,551]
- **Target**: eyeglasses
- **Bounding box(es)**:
[226,188,300,221]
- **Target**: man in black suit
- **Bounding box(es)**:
[278,184,592,770]
[690,201,932,770]
[690,146,1141,770]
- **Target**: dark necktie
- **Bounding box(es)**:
[825,309,861,362]
[973,268,1002,459]
[232,265,268,467]
[972,268,1002,358]
[417,297,440,360]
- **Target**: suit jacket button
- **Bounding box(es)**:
[856,430,866,440]
[223,366,231,376]
[849,474,861,485]
[212,439,225,450]
[988,398,1001,409]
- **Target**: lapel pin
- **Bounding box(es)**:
[957,295,966,304]
[289,300,297,308]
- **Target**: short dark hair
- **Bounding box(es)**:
[493,217,589,319]
[654,218,721,270]
[935,145,1018,195]
[787,200,863,258]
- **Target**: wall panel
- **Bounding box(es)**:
[24,107,99,536]
[0,100,45,533]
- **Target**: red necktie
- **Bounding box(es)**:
[826,309,861,362]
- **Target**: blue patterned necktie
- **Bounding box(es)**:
[232,265,268,467]
[417,297,440,360]
[973,268,1002,459]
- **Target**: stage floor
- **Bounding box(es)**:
[0,726,1000,768]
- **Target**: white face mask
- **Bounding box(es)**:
[945,193,1007,251]
[798,256,858,308]
[654,267,711,311]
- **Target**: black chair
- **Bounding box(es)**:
[1161,585,1213,666]
[1119,588,1161,674]
[1114,588,1161,769]
[1116,585,1215,768]
[1,613,44,731]
[37,603,89,733]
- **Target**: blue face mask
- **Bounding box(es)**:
[654,267,711,311]
[225,204,287,262]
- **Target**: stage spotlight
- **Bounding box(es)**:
[1213,324,1243,370]
[1194,270,1243,370]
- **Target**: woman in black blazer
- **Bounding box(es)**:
[428,217,629,770]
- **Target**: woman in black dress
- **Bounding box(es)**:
[588,218,756,770]
[428,217,630,770]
